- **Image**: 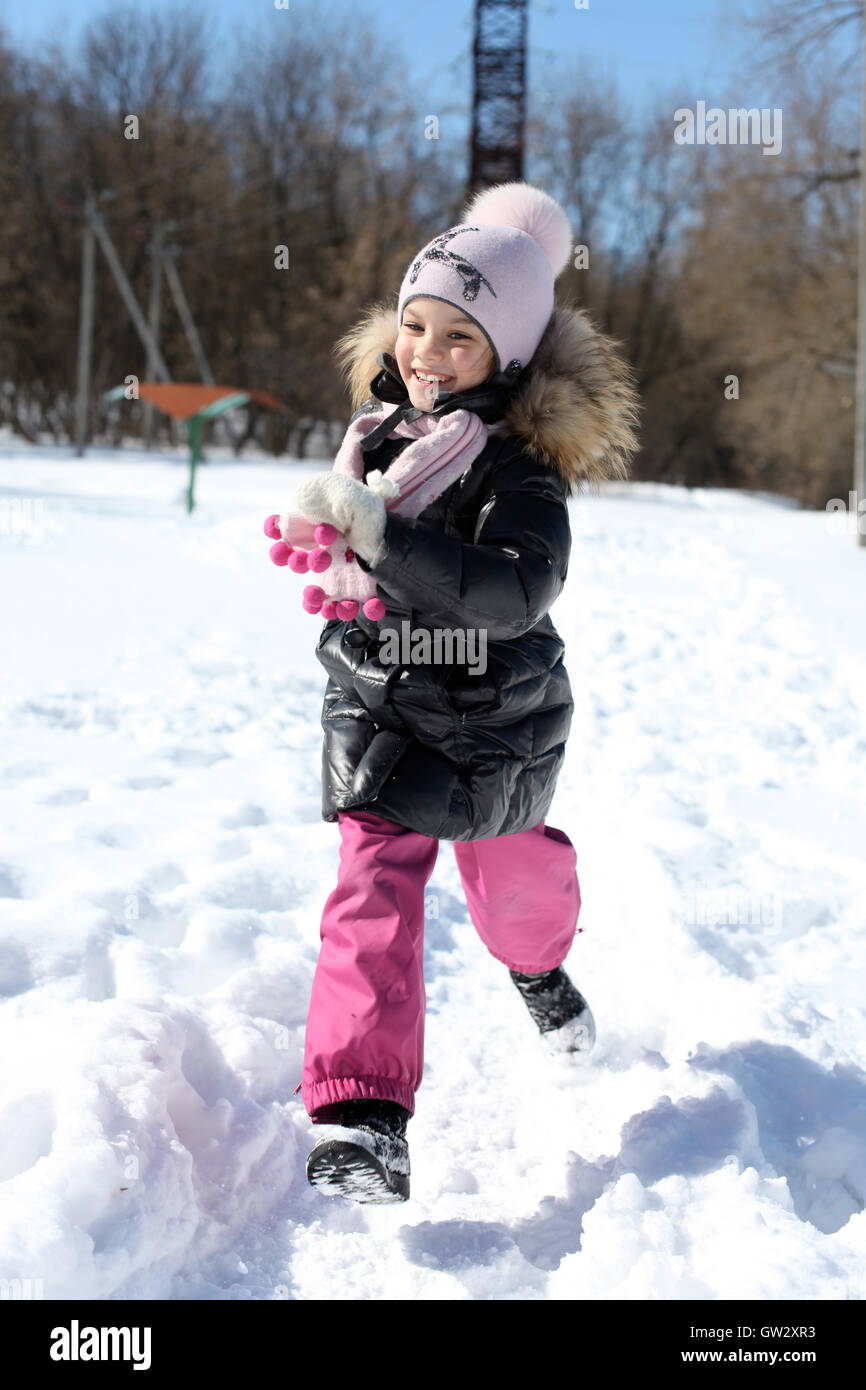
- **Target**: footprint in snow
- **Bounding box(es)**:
[2,761,49,779]
[221,803,268,829]
[160,746,227,769]
[0,938,35,997]
[39,787,90,805]
[145,863,188,891]
[0,865,23,898]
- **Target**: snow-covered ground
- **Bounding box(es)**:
[1,433,864,1301]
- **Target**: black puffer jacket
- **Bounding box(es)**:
[313,300,640,841]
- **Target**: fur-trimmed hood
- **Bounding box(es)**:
[334,300,642,492]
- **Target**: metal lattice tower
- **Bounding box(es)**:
[468,0,528,196]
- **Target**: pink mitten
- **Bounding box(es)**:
[263,513,386,622]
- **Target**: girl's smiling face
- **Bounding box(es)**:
[395,298,495,410]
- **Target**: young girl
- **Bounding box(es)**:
[266,183,640,1204]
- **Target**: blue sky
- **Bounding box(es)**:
[1,0,787,120]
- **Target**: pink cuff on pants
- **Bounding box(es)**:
[305,1074,417,1120]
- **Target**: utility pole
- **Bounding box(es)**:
[855,0,866,545]
[164,249,209,381]
[87,202,172,378]
[163,234,238,451]
[75,197,236,458]
[75,194,174,457]
[74,192,96,456]
[143,221,166,449]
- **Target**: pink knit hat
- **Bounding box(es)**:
[397,182,573,375]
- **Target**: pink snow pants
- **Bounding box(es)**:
[302,809,581,1119]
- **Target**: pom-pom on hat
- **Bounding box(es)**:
[397,181,572,376]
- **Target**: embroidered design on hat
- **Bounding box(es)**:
[407,226,497,302]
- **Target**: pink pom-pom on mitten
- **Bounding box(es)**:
[264,514,282,540]
[269,541,292,566]
[308,547,332,573]
[288,549,309,573]
[315,523,339,546]
[321,600,339,619]
[303,584,326,614]
[363,597,386,620]
[336,599,359,620]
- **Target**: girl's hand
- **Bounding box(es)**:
[293,473,394,567]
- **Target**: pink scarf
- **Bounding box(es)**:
[269,402,506,622]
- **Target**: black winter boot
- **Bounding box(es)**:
[510,967,597,1053]
[306,1098,411,1204]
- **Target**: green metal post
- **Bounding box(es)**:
[187,414,202,514]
